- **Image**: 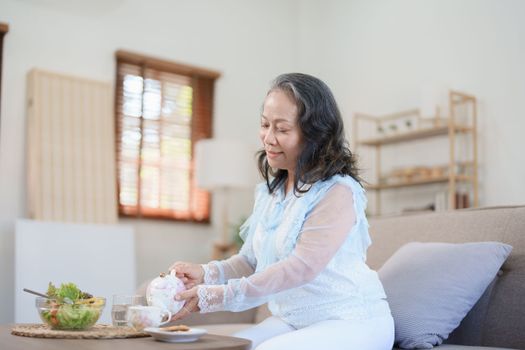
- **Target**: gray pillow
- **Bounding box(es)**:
[378,242,512,349]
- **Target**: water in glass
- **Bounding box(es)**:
[111,295,145,327]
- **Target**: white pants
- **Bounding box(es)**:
[234,315,394,350]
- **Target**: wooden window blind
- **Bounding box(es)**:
[115,51,219,222]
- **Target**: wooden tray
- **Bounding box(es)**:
[11,324,150,339]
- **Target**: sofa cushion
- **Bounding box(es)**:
[445,275,499,346]
[379,242,512,349]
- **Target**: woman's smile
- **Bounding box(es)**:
[266,150,283,159]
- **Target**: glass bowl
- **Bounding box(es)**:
[36,296,106,330]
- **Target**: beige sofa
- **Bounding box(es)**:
[176,205,525,350]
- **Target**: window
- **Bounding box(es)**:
[115,51,219,222]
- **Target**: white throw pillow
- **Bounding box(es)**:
[378,242,512,349]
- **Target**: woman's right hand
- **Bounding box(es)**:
[169,261,204,289]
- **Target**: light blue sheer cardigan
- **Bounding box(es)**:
[204,174,390,329]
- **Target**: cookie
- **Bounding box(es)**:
[162,325,190,332]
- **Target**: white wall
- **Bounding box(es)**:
[296,0,525,213]
[15,220,135,324]
[1,0,524,324]
[0,0,298,323]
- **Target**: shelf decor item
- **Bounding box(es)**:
[353,91,478,215]
[389,124,398,134]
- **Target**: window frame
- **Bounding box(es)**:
[114,50,220,223]
[0,23,8,135]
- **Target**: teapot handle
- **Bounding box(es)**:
[159,310,173,325]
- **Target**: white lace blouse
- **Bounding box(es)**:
[198,175,390,329]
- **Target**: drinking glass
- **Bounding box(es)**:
[111,294,146,327]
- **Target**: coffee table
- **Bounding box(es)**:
[0,324,251,350]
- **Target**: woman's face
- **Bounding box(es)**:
[259,90,303,173]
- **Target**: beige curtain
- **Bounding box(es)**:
[26,69,117,223]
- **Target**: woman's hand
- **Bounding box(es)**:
[171,287,200,321]
[169,261,204,289]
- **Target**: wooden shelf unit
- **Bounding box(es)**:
[367,174,472,190]
[354,90,478,215]
[358,124,472,146]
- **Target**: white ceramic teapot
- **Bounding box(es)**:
[146,270,186,314]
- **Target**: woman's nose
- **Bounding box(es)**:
[264,129,277,145]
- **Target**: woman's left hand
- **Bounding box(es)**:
[171,286,200,321]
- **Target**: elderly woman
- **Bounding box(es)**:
[170,73,394,350]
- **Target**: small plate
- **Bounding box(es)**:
[143,327,207,343]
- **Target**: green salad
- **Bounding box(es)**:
[39,282,104,330]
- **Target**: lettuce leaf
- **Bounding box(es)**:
[47,282,58,298]
[55,304,100,329]
[47,282,82,303]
